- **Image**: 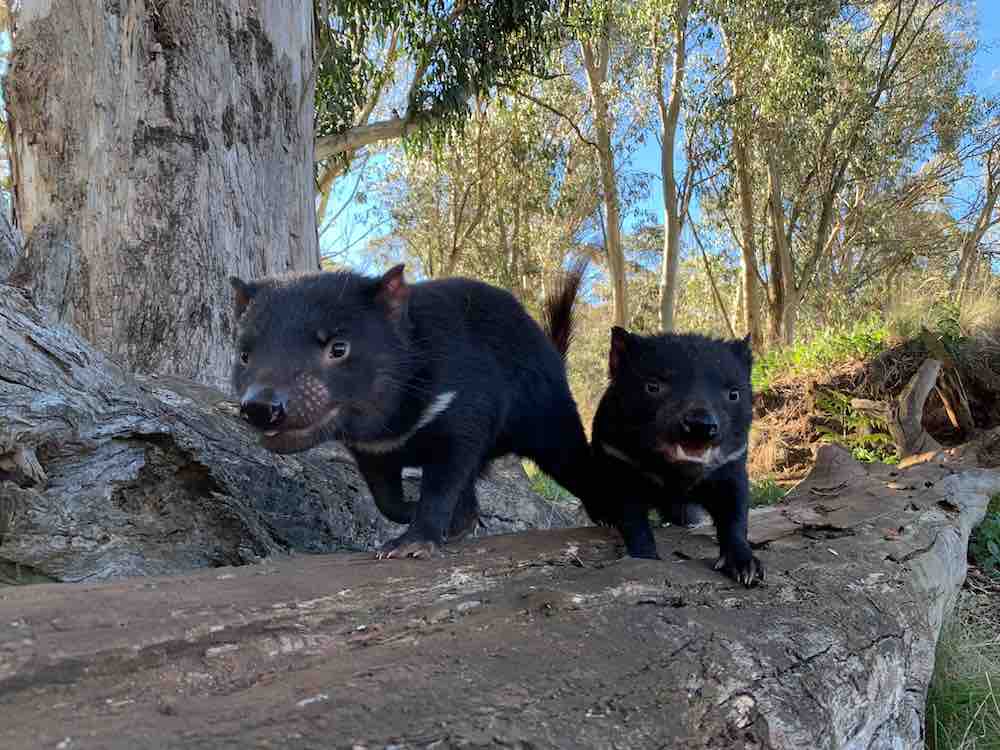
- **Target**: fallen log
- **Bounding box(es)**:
[1,444,998,749]
[0,284,578,582]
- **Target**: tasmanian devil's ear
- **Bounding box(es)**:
[375,264,410,320]
[731,334,753,369]
[609,326,631,380]
[230,277,257,321]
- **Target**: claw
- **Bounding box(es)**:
[714,553,765,588]
[376,532,441,560]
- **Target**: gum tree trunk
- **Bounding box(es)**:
[5,1,319,389]
[581,28,628,328]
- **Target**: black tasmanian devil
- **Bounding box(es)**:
[229,263,591,559]
[586,327,765,587]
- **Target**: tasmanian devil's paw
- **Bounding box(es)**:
[714,548,765,588]
[376,529,442,560]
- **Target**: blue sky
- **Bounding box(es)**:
[323,5,1000,268]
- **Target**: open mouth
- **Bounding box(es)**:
[659,441,720,465]
[254,406,341,454]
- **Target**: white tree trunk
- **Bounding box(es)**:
[656,0,689,333]
[581,32,628,328]
[5,0,319,389]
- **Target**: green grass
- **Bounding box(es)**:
[970,495,1000,582]
[522,460,577,505]
[926,495,1000,749]
[753,315,890,393]
[750,477,789,507]
[926,601,1000,749]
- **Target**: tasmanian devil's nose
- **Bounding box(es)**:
[681,409,719,441]
[240,386,287,430]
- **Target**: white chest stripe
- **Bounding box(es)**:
[350,391,457,455]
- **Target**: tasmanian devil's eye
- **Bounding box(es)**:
[329,341,350,360]
[728,388,740,402]
[239,350,250,365]
[645,381,661,395]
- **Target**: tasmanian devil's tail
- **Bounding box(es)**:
[542,258,588,359]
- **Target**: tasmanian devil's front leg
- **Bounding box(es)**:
[353,451,414,525]
[701,468,764,587]
[377,448,482,559]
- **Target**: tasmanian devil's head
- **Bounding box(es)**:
[606,327,753,471]
[229,265,415,454]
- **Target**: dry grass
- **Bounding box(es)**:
[927,568,1000,750]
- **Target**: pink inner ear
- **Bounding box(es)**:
[377,265,409,316]
[384,275,403,298]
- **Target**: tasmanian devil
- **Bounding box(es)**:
[586,327,764,587]
[229,263,591,559]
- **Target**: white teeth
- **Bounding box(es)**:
[672,444,719,464]
[263,430,279,438]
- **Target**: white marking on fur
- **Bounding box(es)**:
[350,391,458,455]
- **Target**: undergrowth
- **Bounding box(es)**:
[750,477,788,507]
[752,315,889,393]
[814,387,900,465]
[926,588,1000,749]
[970,494,1000,582]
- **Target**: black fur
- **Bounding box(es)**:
[229,264,590,558]
[587,327,764,587]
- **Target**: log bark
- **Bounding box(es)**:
[0,284,579,582]
[5,1,320,389]
[0,211,21,281]
[1,444,998,748]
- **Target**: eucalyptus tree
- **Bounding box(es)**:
[367,84,603,308]
[696,0,975,346]
[311,0,564,216]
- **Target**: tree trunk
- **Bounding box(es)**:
[581,32,628,327]
[955,155,999,305]
[765,146,796,346]
[724,28,762,350]
[5,1,319,389]
[656,0,690,332]
[734,139,762,349]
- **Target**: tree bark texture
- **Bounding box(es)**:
[656,0,689,333]
[581,33,628,328]
[2,444,998,748]
[0,283,580,583]
[734,137,763,350]
[5,0,320,389]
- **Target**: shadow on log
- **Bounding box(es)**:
[1,442,999,748]
[0,284,578,582]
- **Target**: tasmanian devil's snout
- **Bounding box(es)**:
[239,385,288,430]
[678,406,720,443]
